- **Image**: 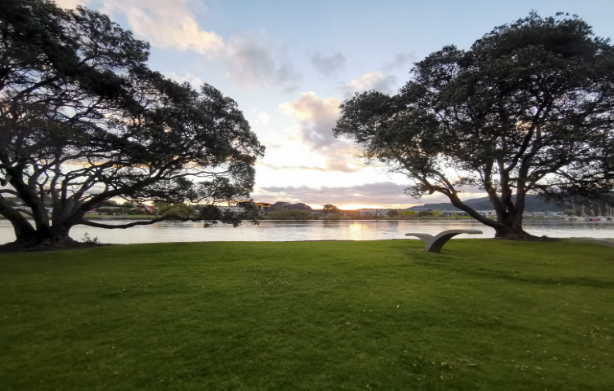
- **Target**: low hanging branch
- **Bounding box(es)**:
[0,0,264,250]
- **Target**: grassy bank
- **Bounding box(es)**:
[1,240,613,390]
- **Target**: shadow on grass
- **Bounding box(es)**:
[412,258,614,289]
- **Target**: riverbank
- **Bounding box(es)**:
[1,214,564,221]
[0,214,157,221]
[2,219,613,246]
[1,240,613,390]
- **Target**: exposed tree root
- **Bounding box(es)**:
[494,234,560,242]
[0,239,110,253]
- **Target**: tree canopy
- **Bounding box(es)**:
[334,12,614,239]
[0,0,264,249]
[386,209,399,217]
[323,204,340,214]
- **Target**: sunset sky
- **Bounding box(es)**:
[56,0,614,209]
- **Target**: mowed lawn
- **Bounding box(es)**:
[1,240,613,390]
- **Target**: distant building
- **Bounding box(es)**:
[269,201,291,211]
[255,202,273,211]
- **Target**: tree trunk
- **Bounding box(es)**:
[493,224,535,239]
[1,224,82,252]
[447,190,553,241]
[492,206,546,240]
[0,204,36,242]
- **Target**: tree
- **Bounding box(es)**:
[563,209,580,216]
[418,211,434,217]
[323,204,340,214]
[0,0,264,250]
[386,209,399,217]
[334,13,614,239]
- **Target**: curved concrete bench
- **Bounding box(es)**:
[406,229,483,253]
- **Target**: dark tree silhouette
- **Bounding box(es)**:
[323,204,340,214]
[334,13,614,239]
[0,0,264,250]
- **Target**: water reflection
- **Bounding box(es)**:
[0,219,612,245]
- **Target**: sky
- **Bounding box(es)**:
[56,0,614,209]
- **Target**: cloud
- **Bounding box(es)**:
[382,52,418,71]
[58,0,299,92]
[253,182,488,207]
[279,92,341,149]
[310,51,346,78]
[340,71,398,98]
[222,33,301,92]
[278,91,362,172]
[84,0,224,54]
[249,109,272,126]
[255,182,412,206]
[257,161,360,174]
[163,71,204,87]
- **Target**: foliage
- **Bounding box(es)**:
[325,213,342,221]
[400,210,418,216]
[157,202,192,217]
[564,209,580,217]
[266,209,314,220]
[386,209,399,217]
[417,211,434,217]
[323,204,340,214]
[97,206,141,215]
[1,240,613,390]
[80,232,100,245]
[334,13,614,239]
[162,207,190,219]
[0,0,263,248]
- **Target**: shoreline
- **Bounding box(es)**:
[0,215,589,222]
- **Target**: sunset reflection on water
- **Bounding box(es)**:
[0,219,612,245]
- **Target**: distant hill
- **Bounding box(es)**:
[409,194,565,212]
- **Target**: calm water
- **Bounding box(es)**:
[0,219,612,244]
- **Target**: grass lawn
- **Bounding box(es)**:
[1,240,613,390]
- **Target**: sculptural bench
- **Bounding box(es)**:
[405,229,483,253]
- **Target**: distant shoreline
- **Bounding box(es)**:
[0,215,566,221]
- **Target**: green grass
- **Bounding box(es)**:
[1,240,613,390]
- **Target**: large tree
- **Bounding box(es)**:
[0,0,264,249]
[334,13,614,239]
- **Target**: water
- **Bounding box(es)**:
[0,219,612,245]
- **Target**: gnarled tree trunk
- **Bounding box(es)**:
[446,190,541,241]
